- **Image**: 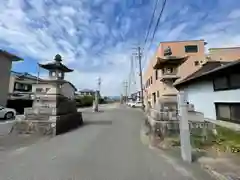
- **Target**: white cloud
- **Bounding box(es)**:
[2,0,240,96]
[166,23,188,40]
[228,9,240,19]
[60,6,76,16]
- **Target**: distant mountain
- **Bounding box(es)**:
[107,96,120,100]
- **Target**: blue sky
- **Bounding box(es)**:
[1,0,240,96]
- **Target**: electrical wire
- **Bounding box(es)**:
[143,0,160,48]
[148,0,167,51]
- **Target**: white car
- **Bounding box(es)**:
[127,101,134,106]
[130,101,143,108]
[0,106,16,120]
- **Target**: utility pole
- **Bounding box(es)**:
[123,81,128,103]
[133,47,144,108]
[97,77,101,95]
[128,56,133,98]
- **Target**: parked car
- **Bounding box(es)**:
[130,101,143,108]
[126,101,134,106]
[0,106,16,120]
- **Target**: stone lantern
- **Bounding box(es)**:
[16,54,83,136]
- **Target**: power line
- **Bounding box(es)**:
[143,0,160,47]
[140,0,167,73]
[128,56,133,95]
[148,0,167,51]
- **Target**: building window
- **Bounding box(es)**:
[213,73,240,91]
[150,76,153,84]
[185,45,198,53]
[157,91,159,97]
[155,70,158,80]
[14,83,31,92]
[36,88,43,93]
[229,74,240,88]
[215,103,240,124]
[194,61,199,66]
[14,83,20,90]
[213,76,228,91]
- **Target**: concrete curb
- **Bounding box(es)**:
[140,124,233,180]
[201,164,229,180]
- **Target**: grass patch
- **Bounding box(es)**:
[214,126,240,152]
[190,126,240,154]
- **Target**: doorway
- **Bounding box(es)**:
[152,92,156,105]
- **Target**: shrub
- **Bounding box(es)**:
[75,96,94,107]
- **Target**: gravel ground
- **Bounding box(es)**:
[0,105,213,180]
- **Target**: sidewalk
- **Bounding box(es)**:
[198,152,240,180]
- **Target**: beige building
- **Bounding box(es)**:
[207,47,240,61]
[143,40,240,108]
[0,50,22,106]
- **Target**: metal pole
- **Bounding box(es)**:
[137,47,144,108]
[123,81,128,103]
[125,81,128,101]
[37,63,40,84]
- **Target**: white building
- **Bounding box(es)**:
[175,60,240,124]
[32,80,77,100]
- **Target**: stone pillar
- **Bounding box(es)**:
[178,91,192,163]
[93,91,99,112]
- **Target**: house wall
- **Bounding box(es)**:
[61,83,75,99]
[182,81,240,120]
[0,55,12,106]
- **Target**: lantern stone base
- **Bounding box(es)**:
[11,112,83,136]
[11,94,83,136]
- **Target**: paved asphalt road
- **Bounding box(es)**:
[0,104,213,180]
